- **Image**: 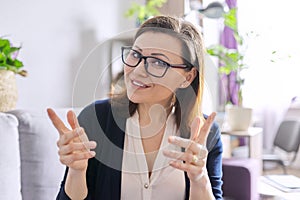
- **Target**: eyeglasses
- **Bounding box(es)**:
[121,46,192,78]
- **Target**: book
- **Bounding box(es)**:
[263,175,300,192]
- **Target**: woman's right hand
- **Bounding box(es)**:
[47,108,97,171]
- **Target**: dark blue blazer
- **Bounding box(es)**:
[56,99,223,199]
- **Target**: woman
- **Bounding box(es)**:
[48,15,223,200]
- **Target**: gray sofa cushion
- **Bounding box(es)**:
[0,112,22,200]
[9,109,67,200]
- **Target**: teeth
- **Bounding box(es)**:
[132,80,147,88]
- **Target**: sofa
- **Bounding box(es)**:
[0,108,260,200]
[0,108,72,200]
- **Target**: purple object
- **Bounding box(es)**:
[222,158,260,200]
[219,0,239,106]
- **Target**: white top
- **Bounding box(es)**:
[121,111,185,200]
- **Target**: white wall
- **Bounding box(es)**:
[2,0,221,112]
[1,0,142,109]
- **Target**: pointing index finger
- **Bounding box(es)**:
[47,108,70,135]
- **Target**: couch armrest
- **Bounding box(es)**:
[0,112,22,200]
[8,109,71,200]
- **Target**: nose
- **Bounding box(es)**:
[133,58,148,77]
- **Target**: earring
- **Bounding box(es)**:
[180,81,187,88]
[170,93,176,113]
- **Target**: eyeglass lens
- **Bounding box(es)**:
[122,48,169,77]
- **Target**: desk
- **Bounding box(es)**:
[259,176,300,200]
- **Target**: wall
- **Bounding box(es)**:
[2,0,220,113]
[1,0,142,109]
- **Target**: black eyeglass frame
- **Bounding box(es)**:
[121,46,193,78]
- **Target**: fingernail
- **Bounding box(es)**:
[85,141,97,149]
[169,136,178,142]
[90,151,96,157]
[169,136,175,142]
[90,141,97,148]
[162,149,169,156]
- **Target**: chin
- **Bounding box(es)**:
[126,92,143,104]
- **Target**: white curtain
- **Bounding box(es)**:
[238,0,300,150]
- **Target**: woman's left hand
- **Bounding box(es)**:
[163,112,216,183]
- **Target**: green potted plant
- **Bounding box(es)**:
[0,37,27,76]
[125,0,167,26]
[206,7,246,106]
[206,8,252,130]
[0,37,27,112]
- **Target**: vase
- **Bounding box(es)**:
[226,106,253,131]
[0,70,18,112]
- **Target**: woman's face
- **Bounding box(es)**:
[124,32,196,107]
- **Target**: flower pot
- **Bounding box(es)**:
[226,106,253,131]
[0,70,18,112]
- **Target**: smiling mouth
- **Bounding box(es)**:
[131,80,150,88]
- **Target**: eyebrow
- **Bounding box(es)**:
[133,45,170,61]
[133,45,143,52]
[151,53,170,61]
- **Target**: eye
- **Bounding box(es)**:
[130,50,141,59]
[152,59,169,68]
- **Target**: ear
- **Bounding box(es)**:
[180,68,197,88]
